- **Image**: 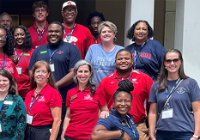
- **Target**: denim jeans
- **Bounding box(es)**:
[156,130,193,140]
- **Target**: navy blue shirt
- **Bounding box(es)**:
[126,40,166,81]
[28,41,82,102]
[149,78,200,132]
[97,108,139,140]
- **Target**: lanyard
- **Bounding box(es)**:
[63,23,76,42]
[35,24,46,45]
[121,115,136,137]
[47,42,63,63]
[0,54,6,69]
[133,41,146,69]
[0,94,9,113]
[14,48,24,60]
[116,70,133,82]
[28,95,40,114]
[165,78,181,108]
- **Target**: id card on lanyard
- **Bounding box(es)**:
[35,24,46,46]
[162,78,181,119]
[27,95,40,124]
[14,48,24,74]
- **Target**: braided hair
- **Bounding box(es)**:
[113,80,134,101]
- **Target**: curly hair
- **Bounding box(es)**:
[113,80,134,101]
[0,27,14,56]
[87,11,105,26]
[127,20,154,41]
[12,25,32,52]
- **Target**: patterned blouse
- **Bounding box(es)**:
[0,94,26,140]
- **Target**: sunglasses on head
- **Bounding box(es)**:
[165,59,179,63]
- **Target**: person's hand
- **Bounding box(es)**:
[122,132,131,140]
[61,133,65,140]
[142,128,149,135]
[9,55,18,65]
[99,111,109,119]
[148,133,156,140]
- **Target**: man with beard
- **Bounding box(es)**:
[28,21,81,125]
[87,11,105,44]
[28,1,49,49]
[61,1,94,58]
[99,49,153,140]
[0,12,12,31]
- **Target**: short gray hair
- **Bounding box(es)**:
[0,12,12,24]
[98,21,117,35]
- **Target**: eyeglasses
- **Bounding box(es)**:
[165,59,180,64]
[63,8,76,13]
[14,33,25,37]
[35,8,46,13]
[35,70,48,75]
[0,35,7,40]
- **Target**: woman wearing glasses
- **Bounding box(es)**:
[0,27,18,80]
[24,60,62,140]
[148,49,200,140]
[12,25,34,99]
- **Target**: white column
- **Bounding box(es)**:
[174,0,200,84]
[124,0,155,47]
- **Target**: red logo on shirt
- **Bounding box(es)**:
[56,51,64,54]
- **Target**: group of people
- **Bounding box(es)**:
[0,0,200,140]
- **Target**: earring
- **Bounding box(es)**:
[114,37,117,42]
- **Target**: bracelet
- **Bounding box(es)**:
[121,130,124,138]
[193,135,200,140]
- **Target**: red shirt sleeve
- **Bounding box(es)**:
[49,89,62,107]
[96,87,107,108]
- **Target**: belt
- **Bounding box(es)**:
[135,118,145,126]
[27,124,52,129]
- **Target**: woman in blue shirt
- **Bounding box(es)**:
[91,80,139,140]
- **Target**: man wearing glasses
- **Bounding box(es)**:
[28,1,49,49]
[61,1,94,59]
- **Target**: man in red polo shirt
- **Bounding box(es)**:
[28,1,49,49]
[99,49,153,140]
[61,1,94,58]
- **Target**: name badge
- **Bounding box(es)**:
[49,64,55,72]
[4,101,13,105]
[17,67,22,75]
[71,94,77,100]
[27,114,33,124]
[0,124,2,132]
[162,108,173,119]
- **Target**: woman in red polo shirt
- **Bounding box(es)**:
[61,60,109,140]
[12,25,34,99]
[24,60,62,140]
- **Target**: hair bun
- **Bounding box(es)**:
[117,80,134,93]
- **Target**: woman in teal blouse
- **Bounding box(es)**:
[0,69,26,140]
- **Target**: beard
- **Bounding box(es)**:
[48,38,63,48]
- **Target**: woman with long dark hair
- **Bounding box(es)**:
[61,60,109,140]
[12,25,34,98]
[148,49,200,140]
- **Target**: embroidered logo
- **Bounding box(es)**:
[56,51,64,54]
[84,94,93,101]
[177,87,186,94]
[132,78,138,84]
[38,96,45,102]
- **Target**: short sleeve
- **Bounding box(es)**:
[85,45,93,63]
[187,78,200,102]
[145,74,154,101]
[96,87,107,108]
[49,89,62,107]
[68,44,82,70]
[85,28,94,51]
[96,116,114,130]
[148,82,158,103]
[66,90,72,107]
[28,48,38,70]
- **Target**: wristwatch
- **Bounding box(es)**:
[193,135,200,140]
[121,130,125,138]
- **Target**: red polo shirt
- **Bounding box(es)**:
[65,86,107,139]
[28,22,49,49]
[25,84,62,126]
[99,69,153,124]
